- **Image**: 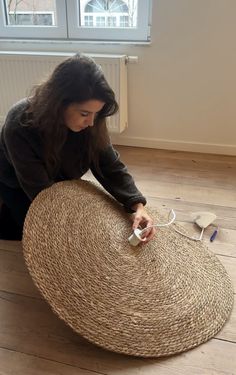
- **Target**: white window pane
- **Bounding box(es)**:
[84,15,93,26]
[79,0,138,28]
[119,15,129,27]
[107,16,116,27]
[96,16,105,27]
[4,0,57,26]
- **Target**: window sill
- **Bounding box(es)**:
[0,38,151,46]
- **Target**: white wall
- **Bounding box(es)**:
[1,0,236,155]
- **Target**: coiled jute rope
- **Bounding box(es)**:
[22,179,234,357]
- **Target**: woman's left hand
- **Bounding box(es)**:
[131,203,156,244]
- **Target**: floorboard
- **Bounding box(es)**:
[0,146,235,374]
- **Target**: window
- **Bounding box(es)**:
[0,0,67,38]
[0,0,151,41]
[85,0,128,13]
[81,0,133,29]
[8,12,55,26]
[120,15,129,27]
[68,0,151,41]
[95,16,106,27]
[107,16,116,27]
[84,15,93,26]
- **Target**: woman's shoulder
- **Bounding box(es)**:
[5,98,29,123]
[1,98,35,147]
[2,98,30,134]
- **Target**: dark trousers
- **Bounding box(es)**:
[0,181,31,240]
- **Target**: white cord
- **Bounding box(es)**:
[139,209,204,242]
[173,226,204,241]
[139,209,176,235]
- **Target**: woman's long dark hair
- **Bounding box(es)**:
[24,53,119,174]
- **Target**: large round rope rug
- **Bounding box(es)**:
[22,179,234,357]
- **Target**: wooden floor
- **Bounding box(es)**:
[0,146,236,375]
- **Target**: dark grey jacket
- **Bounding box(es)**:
[0,99,146,212]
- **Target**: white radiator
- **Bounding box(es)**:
[0,51,128,133]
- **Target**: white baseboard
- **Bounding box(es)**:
[111,135,236,156]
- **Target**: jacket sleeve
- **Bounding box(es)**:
[90,144,147,212]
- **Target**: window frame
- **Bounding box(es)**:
[0,0,67,38]
[0,0,151,42]
[67,0,151,42]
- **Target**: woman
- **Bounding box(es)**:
[0,53,156,242]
